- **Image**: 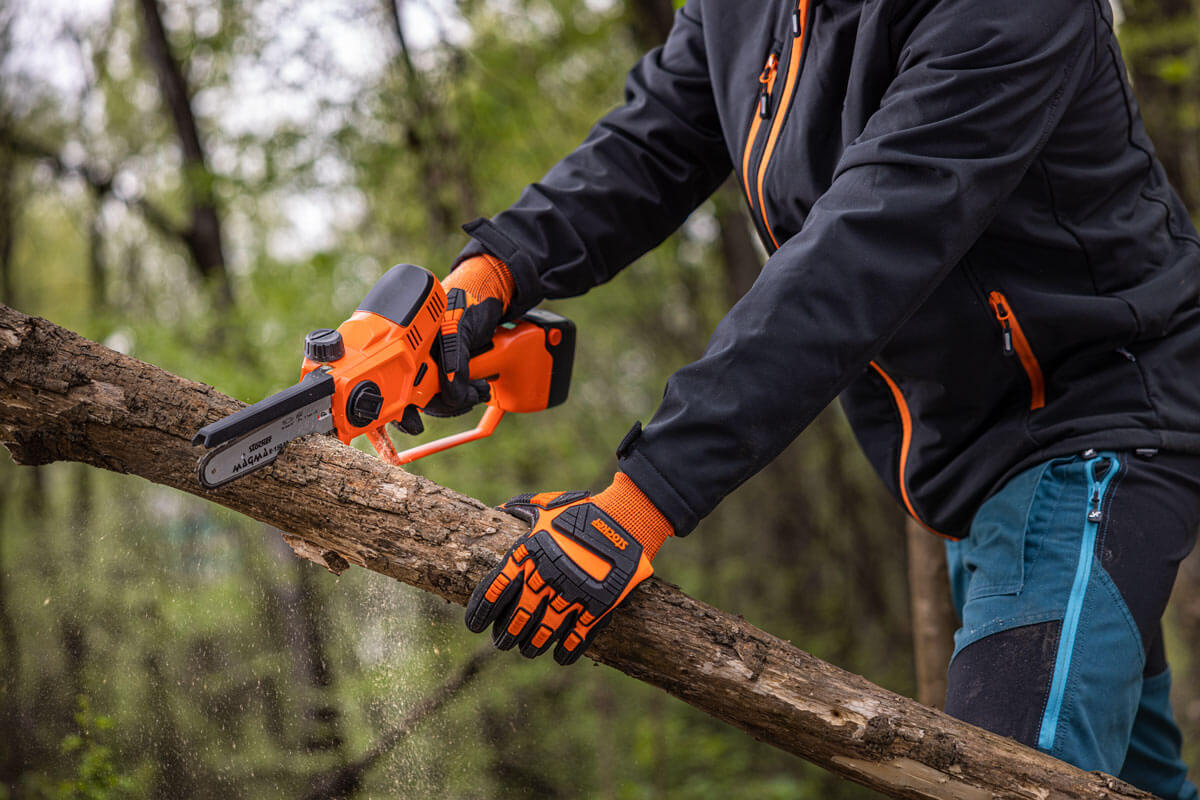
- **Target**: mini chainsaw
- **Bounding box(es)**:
[192,263,575,489]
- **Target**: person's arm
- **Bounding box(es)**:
[457,0,730,319]
[617,0,1102,534]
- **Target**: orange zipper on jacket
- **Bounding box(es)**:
[741,51,779,209]
[740,2,808,230]
[987,291,1045,410]
[756,0,809,249]
[869,361,952,539]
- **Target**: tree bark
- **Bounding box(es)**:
[0,303,1160,800]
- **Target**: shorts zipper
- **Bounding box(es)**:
[1038,452,1119,750]
[869,361,950,539]
[740,1,810,248]
[987,291,1045,410]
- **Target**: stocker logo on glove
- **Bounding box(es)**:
[465,489,656,665]
[592,518,628,549]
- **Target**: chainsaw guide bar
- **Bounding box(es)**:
[194,372,336,489]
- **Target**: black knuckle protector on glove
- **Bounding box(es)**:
[464,491,653,666]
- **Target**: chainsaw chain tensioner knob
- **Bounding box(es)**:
[305,328,345,362]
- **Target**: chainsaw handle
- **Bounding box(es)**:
[366,407,505,466]
[385,310,572,463]
[390,406,506,464]
[343,313,567,464]
[465,309,575,413]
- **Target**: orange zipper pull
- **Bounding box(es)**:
[988,290,1046,410]
[991,299,1015,354]
[758,53,779,118]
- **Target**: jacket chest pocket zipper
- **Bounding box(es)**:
[740,1,809,247]
[742,49,780,210]
[757,52,780,120]
[987,291,1045,410]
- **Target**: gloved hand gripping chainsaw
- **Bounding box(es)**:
[191,262,574,487]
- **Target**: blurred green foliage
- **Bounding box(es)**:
[0,0,1196,797]
[27,697,151,799]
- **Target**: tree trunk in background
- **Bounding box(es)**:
[905,521,956,709]
[1171,544,1200,776]
[625,0,675,46]
[0,468,23,794]
[712,179,763,301]
[291,556,349,756]
[87,198,106,312]
[0,304,1166,800]
[135,0,233,308]
[144,649,194,799]
[0,147,15,307]
[386,0,479,234]
[1122,0,1200,209]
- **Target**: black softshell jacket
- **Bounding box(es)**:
[457,0,1200,538]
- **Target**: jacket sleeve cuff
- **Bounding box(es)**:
[616,422,701,536]
[455,218,543,321]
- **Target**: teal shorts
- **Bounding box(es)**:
[944,450,1199,798]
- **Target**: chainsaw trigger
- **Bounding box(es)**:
[392,404,425,436]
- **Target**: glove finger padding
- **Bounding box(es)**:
[500,490,591,521]
[518,601,573,659]
[465,535,530,635]
[425,289,503,417]
[464,490,655,665]
[493,589,552,651]
[555,610,614,666]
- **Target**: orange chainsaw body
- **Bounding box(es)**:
[300,264,574,464]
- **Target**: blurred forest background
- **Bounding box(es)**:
[0,0,1197,797]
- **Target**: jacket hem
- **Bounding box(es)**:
[969,427,1200,534]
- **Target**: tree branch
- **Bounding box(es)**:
[384,0,478,230]
[0,130,187,242]
[0,303,1157,800]
[135,0,232,305]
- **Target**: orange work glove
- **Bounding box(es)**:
[465,472,673,664]
[423,254,516,418]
